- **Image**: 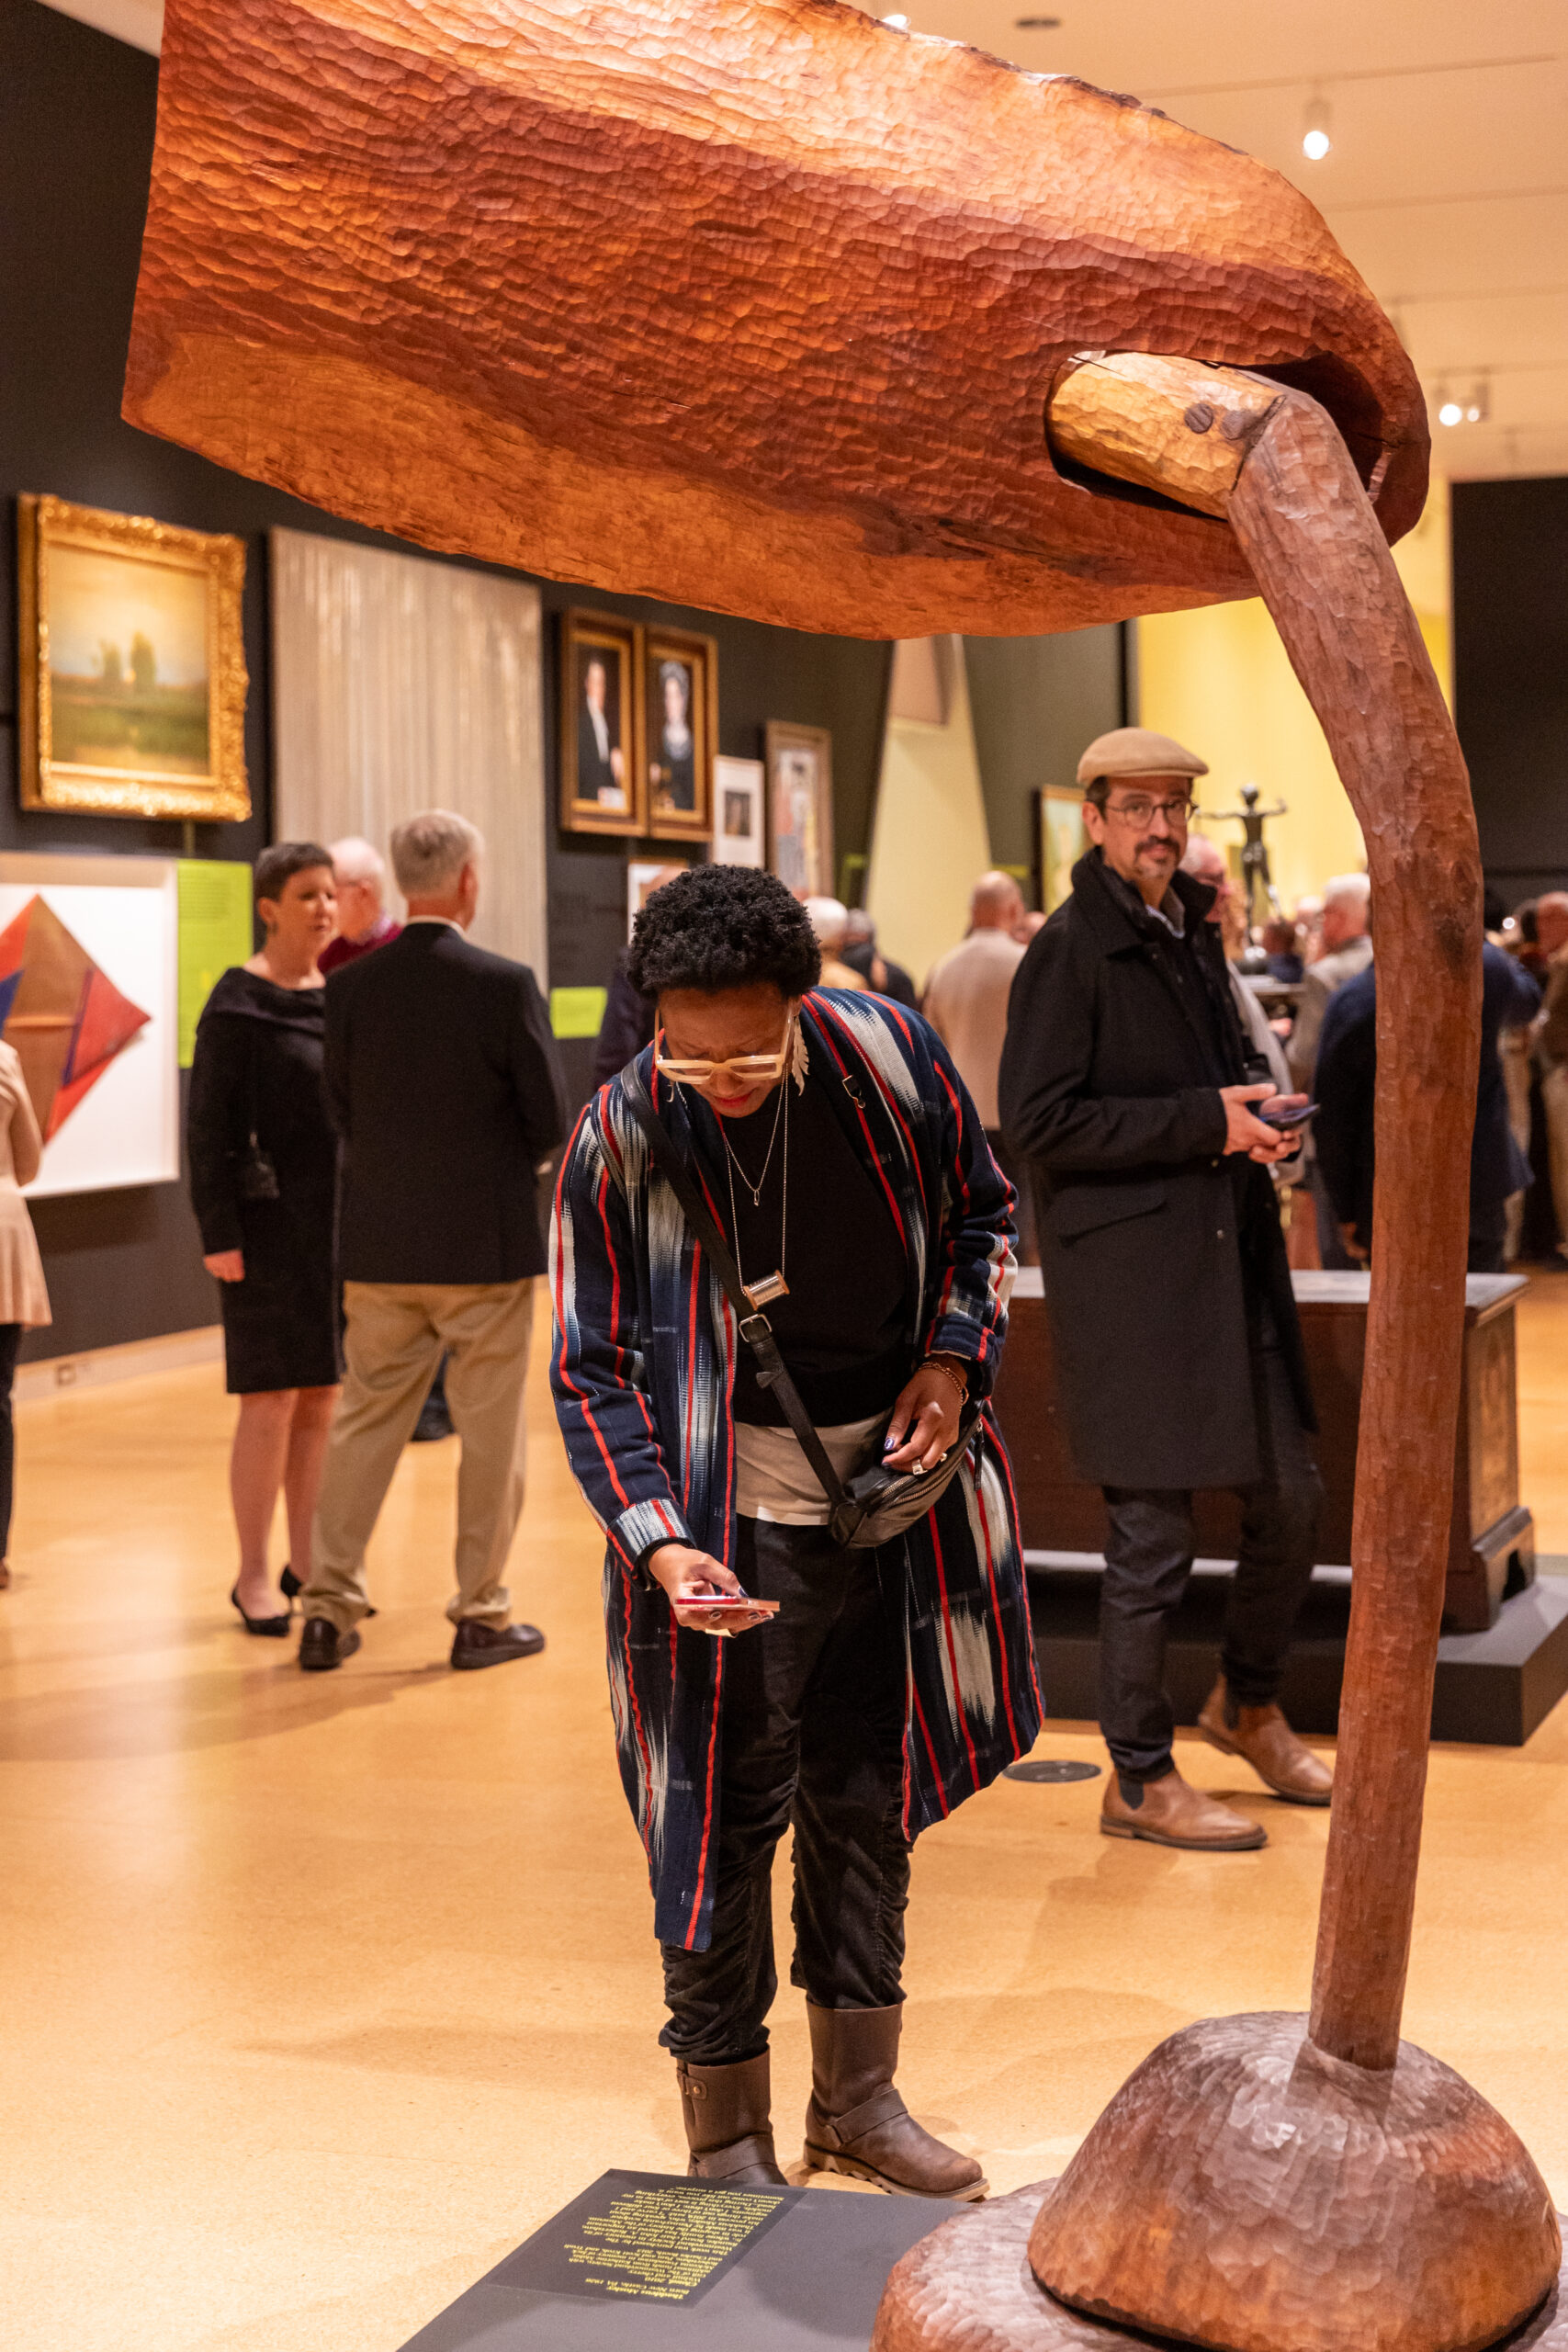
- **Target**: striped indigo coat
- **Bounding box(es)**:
[550,989,1042,1952]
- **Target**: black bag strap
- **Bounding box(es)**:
[622,1065,856,1523]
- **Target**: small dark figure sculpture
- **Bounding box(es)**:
[1200,783,1288,930]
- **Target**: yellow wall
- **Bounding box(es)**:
[865,636,992,989]
[1137,478,1451,910]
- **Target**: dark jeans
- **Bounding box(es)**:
[0,1322,20,1556]
[1100,1323,1322,1783]
[660,1517,910,2065]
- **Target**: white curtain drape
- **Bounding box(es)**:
[269,530,547,981]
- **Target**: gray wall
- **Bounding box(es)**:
[963,628,1129,884]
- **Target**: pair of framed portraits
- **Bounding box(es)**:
[559,609,716,842]
[17,494,251,822]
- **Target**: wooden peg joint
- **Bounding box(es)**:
[1046,350,1281,516]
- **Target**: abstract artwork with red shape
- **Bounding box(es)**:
[0,895,152,1140]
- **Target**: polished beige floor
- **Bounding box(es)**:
[5,1278,1568,2352]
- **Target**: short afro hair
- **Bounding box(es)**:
[626,865,822,1000]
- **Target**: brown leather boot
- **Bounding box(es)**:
[676,2054,787,2186]
[802,2003,987,2199]
[1100,1763,1267,1849]
[1198,1679,1334,1806]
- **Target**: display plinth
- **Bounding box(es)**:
[396,2171,965,2352]
[874,2187,1568,2352]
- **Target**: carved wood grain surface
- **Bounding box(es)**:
[875,2171,1568,2352]
[125,0,1425,638]
[1224,394,1484,2072]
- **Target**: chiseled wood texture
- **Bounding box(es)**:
[1021,2017,1561,2352]
[1221,391,1484,2072]
[124,0,1425,640]
[875,2174,1568,2352]
[1047,352,1277,519]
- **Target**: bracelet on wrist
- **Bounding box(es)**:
[925,1354,969,1405]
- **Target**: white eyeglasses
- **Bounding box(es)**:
[653,1016,795,1089]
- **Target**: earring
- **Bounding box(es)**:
[790,1012,809,1094]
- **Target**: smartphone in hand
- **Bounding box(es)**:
[1259,1100,1318,1132]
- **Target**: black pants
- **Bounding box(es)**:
[660,1518,910,2065]
[0,1322,20,1556]
[1100,1322,1322,1783]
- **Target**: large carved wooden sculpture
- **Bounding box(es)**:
[124,4,1562,2346]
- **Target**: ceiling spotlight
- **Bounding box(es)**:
[880,12,909,24]
[1302,95,1332,162]
[1465,379,1491,425]
[1437,390,1463,428]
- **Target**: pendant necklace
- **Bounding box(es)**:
[722,1084,790,1309]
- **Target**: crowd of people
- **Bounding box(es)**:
[16,729,1555,2197]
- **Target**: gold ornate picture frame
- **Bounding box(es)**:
[558,607,646,837]
[644,625,716,844]
[18,495,250,821]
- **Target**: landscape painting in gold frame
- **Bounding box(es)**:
[18,496,249,821]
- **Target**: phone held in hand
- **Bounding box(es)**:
[685,1591,780,1617]
[1259,1101,1319,1132]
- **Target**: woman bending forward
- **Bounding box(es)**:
[551,866,1040,2195]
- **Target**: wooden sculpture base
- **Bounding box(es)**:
[873,2183,1568,2352]
[998,2015,1559,2352]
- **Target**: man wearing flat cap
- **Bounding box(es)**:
[999,729,1331,1850]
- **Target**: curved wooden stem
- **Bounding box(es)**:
[1048,356,1483,2072]
[1225,394,1483,2068]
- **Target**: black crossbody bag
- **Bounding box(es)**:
[623,1067,981,1549]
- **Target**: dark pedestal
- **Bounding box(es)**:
[395,2172,963,2352]
[994,1270,1535,1634]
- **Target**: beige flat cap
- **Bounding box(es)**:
[1076,728,1210,785]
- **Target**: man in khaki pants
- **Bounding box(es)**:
[299,811,567,1672]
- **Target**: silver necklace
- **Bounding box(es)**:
[722,1085,790,1308]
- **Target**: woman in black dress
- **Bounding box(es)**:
[188,843,342,1635]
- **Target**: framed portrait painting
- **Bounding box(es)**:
[711,755,765,867]
[559,608,643,835]
[765,722,834,899]
[645,627,716,843]
[17,495,249,821]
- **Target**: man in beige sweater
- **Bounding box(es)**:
[924,872,1031,1250]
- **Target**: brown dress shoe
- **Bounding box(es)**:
[676,2053,787,2186]
[450,1621,546,1670]
[803,2002,987,2199]
[1198,1679,1333,1806]
[1100,1764,1266,1850]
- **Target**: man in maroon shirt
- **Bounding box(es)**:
[320,838,401,975]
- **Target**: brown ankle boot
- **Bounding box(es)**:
[1198,1678,1333,1806]
[802,2002,987,2200]
[1100,1763,1267,1849]
[676,2053,786,2186]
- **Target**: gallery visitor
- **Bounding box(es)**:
[999,727,1330,1851]
[0,1040,51,1590]
[319,836,401,974]
[551,865,1039,2197]
[187,844,343,1636]
[296,812,567,1673]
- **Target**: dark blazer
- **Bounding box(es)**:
[325,922,567,1284]
[1315,942,1540,1257]
[998,851,1313,1489]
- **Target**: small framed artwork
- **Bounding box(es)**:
[645,627,716,842]
[1037,785,1087,914]
[627,859,690,942]
[17,494,250,821]
[711,755,765,867]
[560,608,643,835]
[765,722,834,899]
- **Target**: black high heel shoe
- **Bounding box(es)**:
[280,1564,302,1601]
[230,1584,292,1638]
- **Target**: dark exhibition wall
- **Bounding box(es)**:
[0,0,900,1358]
[1453,475,1568,908]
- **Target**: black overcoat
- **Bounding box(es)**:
[998,852,1314,1489]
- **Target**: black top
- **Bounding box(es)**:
[704,1064,909,1427]
[325,922,568,1284]
[186,967,334,1257]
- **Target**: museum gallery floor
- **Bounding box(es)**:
[4,1287,1568,2352]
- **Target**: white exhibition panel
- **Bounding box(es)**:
[0,853,179,1199]
[269,530,548,984]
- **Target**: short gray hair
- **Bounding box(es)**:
[390,810,484,898]
[804,895,849,951]
[1323,872,1371,915]
[329,835,385,885]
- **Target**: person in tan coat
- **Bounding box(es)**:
[0,1043,51,1587]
